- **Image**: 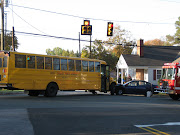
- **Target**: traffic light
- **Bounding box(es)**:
[84,20,90,26]
[81,20,92,35]
[81,25,87,35]
[87,26,92,35]
[81,25,92,35]
[107,22,113,36]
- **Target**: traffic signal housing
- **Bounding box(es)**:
[107,22,113,36]
[81,25,92,35]
[84,20,90,26]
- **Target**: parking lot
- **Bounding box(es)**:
[0,91,180,135]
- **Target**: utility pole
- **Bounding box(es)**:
[12,26,15,51]
[1,0,4,51]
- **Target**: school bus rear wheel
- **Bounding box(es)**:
[45,83,59,97]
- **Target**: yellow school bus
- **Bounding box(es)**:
[0,51,117,97]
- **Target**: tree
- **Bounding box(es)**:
[0,32,19,51]
[105,25,133,57]
[46,47,78,57]
[144,39,165,46]
[81,25,133,71]
[81,39,107,59]
[166,16,180,45]
[175,16,180,44]
[81,39,118,71]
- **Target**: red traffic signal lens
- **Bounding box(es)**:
[84,20,90,26]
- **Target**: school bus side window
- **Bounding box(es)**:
[95,62,100,72]
[76,60,81,71]
[89,61,94,72]
[53,58,60,70]
[45,57,52,70]
[28,56,35,69]
[37,56,44,69]
[68,59,75,71]
[3,56,7,67]
[61,59,67,70]
[15,54,26,68]
[82,61,88,72]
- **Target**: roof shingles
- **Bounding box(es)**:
[123,46,180,66]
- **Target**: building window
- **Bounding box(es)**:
[157,70,162,80]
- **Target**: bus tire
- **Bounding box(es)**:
[45,83,58,97]
[110,83,116,95]
[169,94,180,100]
[28,90,40,96]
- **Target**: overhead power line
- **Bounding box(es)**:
[3,29,136,46]
[11,4,174,25]
[8,7,47,35]
[2,29,180,49]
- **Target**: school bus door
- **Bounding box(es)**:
[101,64,110,92]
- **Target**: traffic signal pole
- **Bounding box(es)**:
[79,32,81,57]
[90,35,91,58]
[12,27,15,51]
[1,0,4,51]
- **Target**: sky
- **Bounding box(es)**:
[3,0,180,54]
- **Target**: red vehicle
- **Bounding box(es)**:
[155,63,180,100]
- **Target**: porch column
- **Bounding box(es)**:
[121,69,123,84]
[117,68,119,83]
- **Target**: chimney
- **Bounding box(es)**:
[137,39,144,57]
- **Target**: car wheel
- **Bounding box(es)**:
[116,89,123,95]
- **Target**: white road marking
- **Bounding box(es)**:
[135,122,180,127]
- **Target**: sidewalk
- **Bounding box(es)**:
[0,90,24,95]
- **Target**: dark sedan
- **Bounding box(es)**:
[115,80,158,96]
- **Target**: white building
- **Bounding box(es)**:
[116,39,180,85]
